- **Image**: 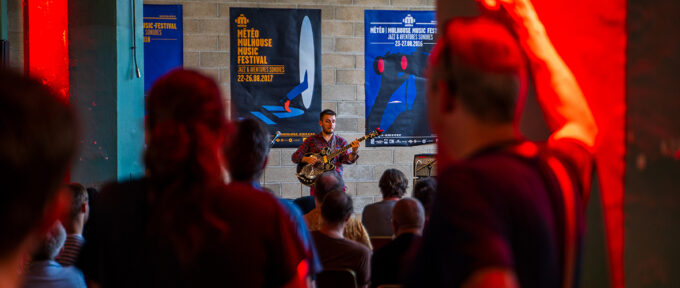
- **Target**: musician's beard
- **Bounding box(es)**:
[322,127,334,136]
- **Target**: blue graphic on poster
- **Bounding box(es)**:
[365,10,436,147]
[230,8,322,148]
[143,5,183,93]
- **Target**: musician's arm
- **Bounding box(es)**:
[291,139,310,164]
[341,139,360,164]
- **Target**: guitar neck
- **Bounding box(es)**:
[327,135,367,159]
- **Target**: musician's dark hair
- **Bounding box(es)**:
[313,171,345,203]
[379,169,408,199]
[430,17,524,124]
[225,118,270,182]
[320,109,336,120]
[144,68,228,263]
[0,69,77,259]
[320,190,353,225]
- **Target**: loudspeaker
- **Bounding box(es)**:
[413,153,436,177]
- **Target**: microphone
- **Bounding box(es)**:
[271,131,281,145]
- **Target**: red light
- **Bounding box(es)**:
[25,0,69,102]
[479,0,501,11]
[377,58,385,73]
[401,56,407,70]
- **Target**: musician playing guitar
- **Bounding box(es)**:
[292,109,360,183]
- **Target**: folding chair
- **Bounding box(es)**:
[316,269,358,288]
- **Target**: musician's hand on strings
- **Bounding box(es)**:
[348,140,360,162]
[350,140,360,153]
[302,155,319,165]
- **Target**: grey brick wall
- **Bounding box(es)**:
[8,0,437,214]
[7,0,24,71]
[145,0,437,214]
[193,0,436,214]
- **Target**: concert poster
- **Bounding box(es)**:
[230,8,322,148]
[143,4,183,93]
[364,10,437,147]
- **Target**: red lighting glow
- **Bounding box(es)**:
[401,55,407,70]
[528,1,627,286]
[480,0,501,11]
[24,0,69,102]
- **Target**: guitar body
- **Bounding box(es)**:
[296,147,336,186]
[295,129,384,186]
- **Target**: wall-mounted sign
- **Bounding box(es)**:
[230,8,322,148]
[143,4,183,93]
[365,10,436,147]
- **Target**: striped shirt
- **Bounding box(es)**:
[55,234,85,266]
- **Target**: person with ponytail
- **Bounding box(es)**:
[78,69,308,288]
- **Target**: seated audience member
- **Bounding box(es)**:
[224,117,321,279]
[408,0,598,287]
[412,177,437,223]
[0,70,78,287]
[304,171,372,249]
[371,198,425,288]
[82,187,99,237]
[78,69,308,287]
[362,169,408,236]
[293,196,316,215]
[22,222,86,288]
[312,191,371,288]
[55,183,89,266]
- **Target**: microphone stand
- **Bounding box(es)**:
[263,131,281,189]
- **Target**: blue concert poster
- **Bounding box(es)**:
[230,8,322,148]
[364,10,437,147]
[143,4,183,93]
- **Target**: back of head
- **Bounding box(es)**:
[413,177,437,216]
[145,69,226,182]
[378,169,408,199]
[392,198,425,233]
[32,222,67,261]
[144,69,228,263]
[320,190,353,226]
[429,17,525,123]
[67,183,88,222]
[0,69,77,258]
[226,118,270,182]
[313,171,345,202]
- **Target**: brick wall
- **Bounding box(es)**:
[7,0,23,71]
[167,0,438,214]
[8,0,437,214]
